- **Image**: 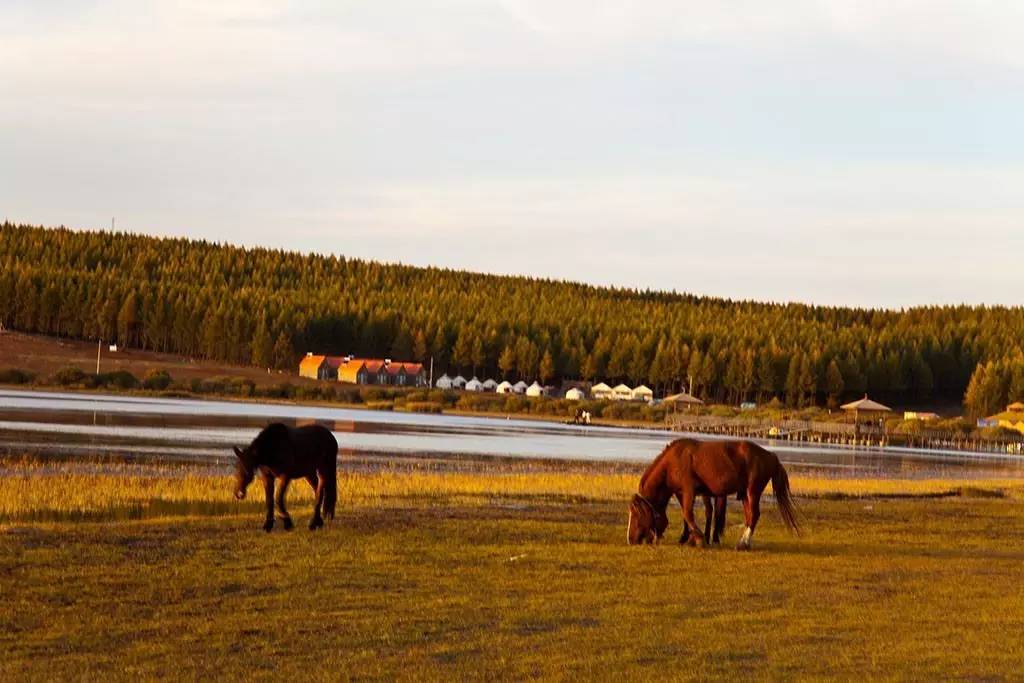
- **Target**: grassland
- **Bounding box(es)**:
[3,459,1024,680]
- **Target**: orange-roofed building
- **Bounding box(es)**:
[336,357,427,387]
[299,354,329,380]
[299,354,348,381]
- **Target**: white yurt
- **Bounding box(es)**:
[435,374,453,390]
[465,377,484,392]
[482,378,498,392]
[452,375,467,390]
[591,382,613,400]
[612,384,633,401]
[631,385,654,403]
[525,381,545,397]
[565,387,585,401]
[496,380,514,394]
[512,380,528,394]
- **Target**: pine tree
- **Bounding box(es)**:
[825,359,844,409]
[539,350,555,384]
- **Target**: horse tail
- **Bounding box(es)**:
[771,462,800,535]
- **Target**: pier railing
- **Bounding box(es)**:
[666,414,1024,455]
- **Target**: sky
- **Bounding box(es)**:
[2,1,1023,308]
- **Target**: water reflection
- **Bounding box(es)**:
[2,388,1024,479]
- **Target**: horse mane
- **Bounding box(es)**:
[639,438,696,489]
[246,423,290,465]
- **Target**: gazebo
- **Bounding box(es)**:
[841,395,892,436]
[664,391,704,414]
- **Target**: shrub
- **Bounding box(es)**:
[142,369,172,391]
[0,368,34,385]
[406,401,443,414]
[98,370,139,390]
[52,366,88,386]
[365,400,394,411]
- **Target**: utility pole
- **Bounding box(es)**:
[429,356,434,388]
[96,338,102,374]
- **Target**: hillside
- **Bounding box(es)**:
[2,222,1023,415]
[0,331,316,390]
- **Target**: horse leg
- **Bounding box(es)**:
[275,476,293,531]
[309,475,325,530]
[713,495,727,545]
[737,487,761,551]
[676,492,690,545]
[262,475,275,532]
[702,495,713,544]
[681,488,705,548]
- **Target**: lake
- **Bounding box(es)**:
[2,388,1023,478]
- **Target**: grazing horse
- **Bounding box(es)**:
[628,438,727,546]
[233,423,338,532]
[627,438,799,550]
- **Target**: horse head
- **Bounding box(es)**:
[627,494,667,545]
[232,446,256,500]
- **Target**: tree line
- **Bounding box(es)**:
[2,222,1022,414]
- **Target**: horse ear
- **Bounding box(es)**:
[233,446,243,458]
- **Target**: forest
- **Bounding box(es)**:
[2,222,1022,416]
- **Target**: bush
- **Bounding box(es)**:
[365,400,394,411]
[52,366,88,386]
[406,401,443,414]
[142,369,172,391]
[0,368,34,385]
[98,370,139,390]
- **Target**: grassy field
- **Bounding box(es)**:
[3,460,1024,680]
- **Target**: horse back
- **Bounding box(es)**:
[252,423,337,476]
[290,424,339,467]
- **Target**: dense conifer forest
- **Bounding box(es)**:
[2,223,1022,415]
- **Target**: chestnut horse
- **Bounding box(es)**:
[233,423,338,532]
[627,438,799,550]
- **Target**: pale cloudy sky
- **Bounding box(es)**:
[2,1,1023,307]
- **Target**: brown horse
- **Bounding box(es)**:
[233,423,338,532]
[629,438,727,546]
[628,438,799,550]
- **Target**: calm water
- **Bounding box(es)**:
[2,388,1023,478]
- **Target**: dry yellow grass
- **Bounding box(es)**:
[4,458,1024,521]
[4,460,1024,679]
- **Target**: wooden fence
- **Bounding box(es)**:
[666,414,1024,455]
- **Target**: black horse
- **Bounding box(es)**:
[233,423,339,532]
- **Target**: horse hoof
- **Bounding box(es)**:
[308,518,324,530]
[282,518,294,531]
[263,521,274,533]
[735,542,751,551]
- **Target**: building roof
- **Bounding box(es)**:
[664,391,704,406]
[612,384,632,392]
[337,359,367,383]
[299,352,325,374]
[1008,402,1024,412]
[591,382,612,392]
[840,395,892,412]
[632,385,653,395]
